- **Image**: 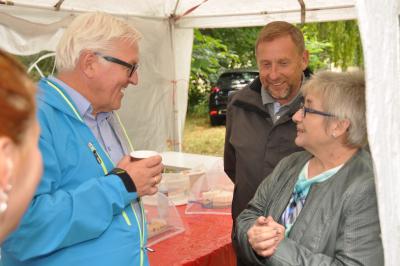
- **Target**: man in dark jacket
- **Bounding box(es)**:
[224,21,309,265]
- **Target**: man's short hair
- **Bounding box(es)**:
[56,12,142,71]
[255,21,305,54]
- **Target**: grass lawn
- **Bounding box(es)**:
[182,115,226,157]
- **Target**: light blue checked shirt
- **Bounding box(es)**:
[48,77,125,163]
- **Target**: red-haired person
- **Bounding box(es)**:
[0,49,42,243]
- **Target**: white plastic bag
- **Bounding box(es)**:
[185,159,234,215]
[142,192,185,246]
[158,173,190,206]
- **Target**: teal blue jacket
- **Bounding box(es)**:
[1,78,149,266]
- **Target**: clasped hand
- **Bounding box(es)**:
[247,216,285,257]
[117,155,163,197]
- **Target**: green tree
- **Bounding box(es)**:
[302,20,363,69]
[189,27,264,115]
[17,51,56,81]
[202,27,261,67]
[302,28,333,71]
[188,29,240,114]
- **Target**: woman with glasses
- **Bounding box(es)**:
[234,70,383,265]
[0,49,42,243]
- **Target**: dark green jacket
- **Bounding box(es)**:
[235,149,384,266]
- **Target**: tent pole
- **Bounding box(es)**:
[168,18,182,152]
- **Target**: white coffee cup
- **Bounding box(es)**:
[130,150,159,161]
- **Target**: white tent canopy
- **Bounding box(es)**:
[0,0,360,152]
[0,0,399,264]
[356,0,400,264]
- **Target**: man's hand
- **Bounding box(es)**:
[247,216,285,257]
[117,155,163,197]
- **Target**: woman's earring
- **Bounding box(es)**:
[332,132,337,138]
[0,184,12,214]
[0,159,14,214]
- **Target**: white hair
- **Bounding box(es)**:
[56,12,142,71]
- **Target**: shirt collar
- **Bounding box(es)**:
[48,76,110,121]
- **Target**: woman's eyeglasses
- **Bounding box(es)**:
[299,103,335,118]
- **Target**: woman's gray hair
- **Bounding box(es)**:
[301,70,367,148]
[56,12,142,71]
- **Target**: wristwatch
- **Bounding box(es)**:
[107,168,137,193]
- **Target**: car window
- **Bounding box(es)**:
[217,72,258,90]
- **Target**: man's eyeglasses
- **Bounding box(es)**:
[299,103,335,118]
[94,52,139,77]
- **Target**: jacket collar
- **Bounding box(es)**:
[37,77,85,122]
[232,76,304,121]
[249,76,262,94]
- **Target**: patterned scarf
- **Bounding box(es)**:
[280,161,343,236]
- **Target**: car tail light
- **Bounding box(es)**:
[211,87,220,93]
[209,110,218,116]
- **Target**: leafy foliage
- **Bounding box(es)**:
[302,20,363,70]
[189,27,263,115]
[17,51,56,82]
[188,29,240,114]
[201,27,262,67]
[302,27,333,71]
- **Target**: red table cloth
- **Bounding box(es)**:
[148,206,236,266]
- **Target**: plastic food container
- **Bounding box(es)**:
[181,169,205,189]
[159,173,190,205]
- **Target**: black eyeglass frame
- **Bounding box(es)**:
[299,103,335,118]
[94,52,138,77]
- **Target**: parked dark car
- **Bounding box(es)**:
[208,69,258,126]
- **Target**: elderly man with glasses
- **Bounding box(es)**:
[1,12,163,266]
